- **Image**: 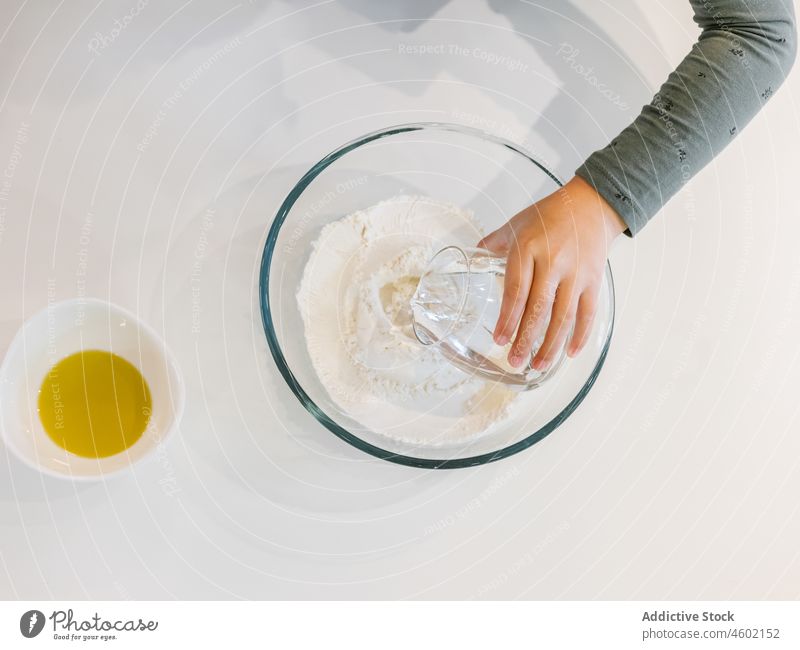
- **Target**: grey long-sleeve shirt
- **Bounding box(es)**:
[575,0,797,237]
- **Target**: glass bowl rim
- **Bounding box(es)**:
[258,121,615,469]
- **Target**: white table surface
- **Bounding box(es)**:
[2,0,800,599]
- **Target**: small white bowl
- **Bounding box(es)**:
[0,298,184,480]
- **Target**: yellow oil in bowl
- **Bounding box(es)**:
[37,350,152,458]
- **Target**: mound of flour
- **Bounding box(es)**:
[296,195,520,446]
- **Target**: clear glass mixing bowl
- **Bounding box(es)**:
[259,123,615,469]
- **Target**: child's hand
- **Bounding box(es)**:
[477,175,627,370]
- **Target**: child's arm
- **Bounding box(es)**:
[482,0,797,370]
[577,0,797,237]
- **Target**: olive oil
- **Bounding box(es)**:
[37,350,152,458]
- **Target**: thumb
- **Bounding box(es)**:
[477,224,512,255]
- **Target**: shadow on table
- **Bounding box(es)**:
[313,0,667,179]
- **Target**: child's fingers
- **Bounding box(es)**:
[493,249,533,345]
[531,281,580,371]
[567,288,599,357]
[508,267,558,367]
[477,224,511,254]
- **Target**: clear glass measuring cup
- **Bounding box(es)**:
[409,246,571,390]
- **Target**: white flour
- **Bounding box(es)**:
[296,195,520,446]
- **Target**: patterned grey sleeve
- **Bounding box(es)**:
[575,0,797,237]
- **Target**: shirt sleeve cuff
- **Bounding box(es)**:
[575,157,650,238]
